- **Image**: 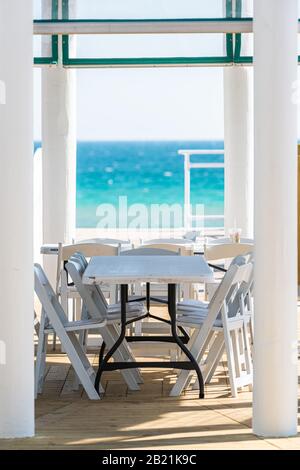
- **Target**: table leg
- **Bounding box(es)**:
[168,284,205,399]
[94,284,128,394]
[146,282,150,313]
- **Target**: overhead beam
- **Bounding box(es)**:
[34,18,254,35]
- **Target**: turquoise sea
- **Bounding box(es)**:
[35,140,225,229]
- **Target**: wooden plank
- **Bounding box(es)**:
[0,307,299,450]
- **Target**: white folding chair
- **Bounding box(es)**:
[34,264,106,400]
[143,238,194,246]
[140,244,195,300]
[204,241,253,300]
[56,242,119,321]
[205,237,254,245]
[120,247,180,337]
[170,260,253,398]
[66,253,145,389]
[77,237,130,246]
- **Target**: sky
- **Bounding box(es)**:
[33,0,227,141]
[33,0,300,141]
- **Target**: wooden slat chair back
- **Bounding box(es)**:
[142,243,193,256]
[66,254,108,323]
[143,244,197,300]
[34,264,105,400]
[121,247,178,256]
[143,238,194,246]
[171,261,254,398]
[121,246,191,338]
[204,242,253,262]
[77,238,129,246]
[203,242,253,301]
[56,242,119,320]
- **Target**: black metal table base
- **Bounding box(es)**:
[94,283,205,399]
[103,361,197,371]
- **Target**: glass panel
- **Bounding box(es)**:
[34,0,55,19]
[34,35,54,58]
[71,0,224,20]
[70,33,226,60]
[34,0,42,19]
[239,33,253,58]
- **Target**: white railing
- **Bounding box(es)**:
[178,149,225,230]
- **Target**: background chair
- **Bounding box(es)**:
[56,242,119,321]
[204,242,253,300]
[171,260,254,398]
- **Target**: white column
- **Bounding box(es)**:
[253,0,298,437]
[0,0,34,437]
[42,0,77,284]
[34,148,43,265]
[224,0,254,237]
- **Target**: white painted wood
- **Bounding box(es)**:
[143,238,194,246]
[224,0,254,239]
[204,243,253,262]
[253,0,298,438]
[83,256,213,285]
[0,0,34,439]
[34,19,254,36]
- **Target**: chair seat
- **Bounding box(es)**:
[177,299,209,312]
[177,312,223,329]
[45,318,106,333]
[107,302,146,321]
[108,301,145,314]
[177,309,252,329]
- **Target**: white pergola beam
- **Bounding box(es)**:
[34,19,254,35]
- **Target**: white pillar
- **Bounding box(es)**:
[0,0,34,437]
[224,0,254,237]
[253,0,298,437]
[42,0,76,284]
[34,148,43,265]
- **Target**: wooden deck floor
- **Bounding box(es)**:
[1,304,300,450]
[0,350,299,450]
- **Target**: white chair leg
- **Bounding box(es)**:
[223,328,238,397]
[35,310,48,397]
[193,331,225,389]
[61,330,102,399]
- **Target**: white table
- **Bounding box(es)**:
[84,255,213,285]
[83,255,213,398]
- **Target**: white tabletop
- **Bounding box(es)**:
[83,255,213,285]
